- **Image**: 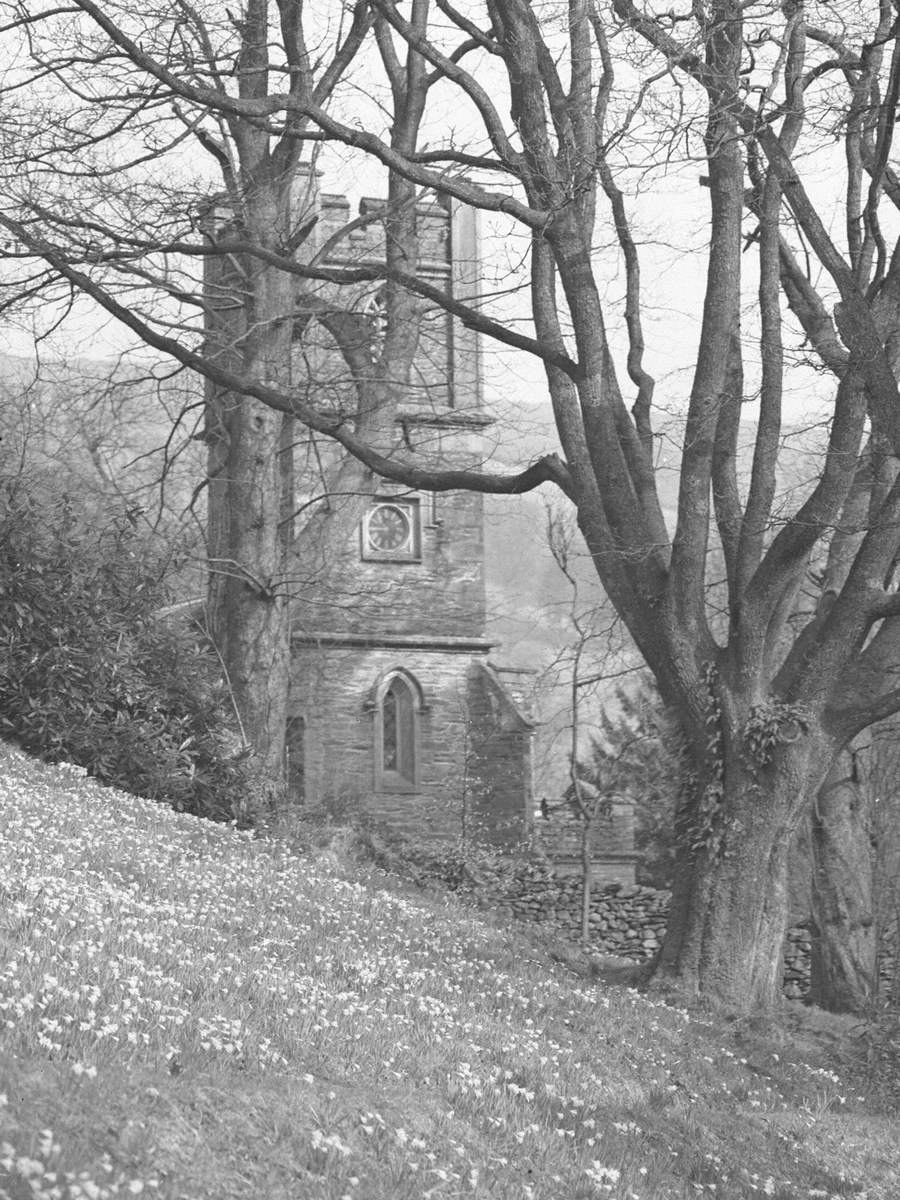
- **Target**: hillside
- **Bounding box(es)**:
[1,745,898,1200]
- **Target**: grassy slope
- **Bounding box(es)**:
[0,745,897,1200]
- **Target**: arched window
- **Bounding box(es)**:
[376,672,420,790]
[362,288,387,361]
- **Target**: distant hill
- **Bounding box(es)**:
[0,351,203,520]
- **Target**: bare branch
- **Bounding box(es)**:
[0,214,571,499]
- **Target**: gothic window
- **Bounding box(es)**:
[361,497,421,561]
[377,672,419,790]
[362,288,387,361]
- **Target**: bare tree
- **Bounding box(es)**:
[0,356,205,583]
[544,502,635,943]
[2,2,546,785]
[7,1,900,1008]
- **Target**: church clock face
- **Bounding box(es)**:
[368,503,410,551]
[362,500,421,561]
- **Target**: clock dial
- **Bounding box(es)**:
[367,503,411,553]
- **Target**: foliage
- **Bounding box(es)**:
[0,483,256,822]
[690,662,727,861]
[348,817,519,898]
[744,701,812,767]
[578,676,683,889]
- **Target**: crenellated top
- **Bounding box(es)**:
[201,164,484,421]
[287,165,484,421]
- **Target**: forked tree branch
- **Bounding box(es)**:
[0,215,572,499]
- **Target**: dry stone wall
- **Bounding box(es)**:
[475,857,895,1002]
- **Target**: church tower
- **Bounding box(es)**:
[287,175,535,847]
[206,168,535,847]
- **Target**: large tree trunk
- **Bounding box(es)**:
[808,752,877,1012]
[205,321,293,791]
[653,691,831,1012]
[212,396,292,786]
[204,173,297,791]
[655,774,794,1010]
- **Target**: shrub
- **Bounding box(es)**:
[579,674,684,889]
[0,484,256,822]
[348,817,518,900]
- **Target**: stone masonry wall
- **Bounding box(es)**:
[291,649,530,848]
[292,644,480,836]
[465,665,534,849]
[301,483,488,641]
[477,858,896,1002]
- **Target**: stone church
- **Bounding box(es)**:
[211,172,536,848]
[202,170,640,876]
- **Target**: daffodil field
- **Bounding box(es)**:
[0,743,897,1199]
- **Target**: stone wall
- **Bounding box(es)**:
[464,664,534,849]
[292,643,480,834]
[475,858,896,1002]
[291,648,532,848]
[297,482,489,642]
[499,860,668,957]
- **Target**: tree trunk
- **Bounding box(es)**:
[206,385,293,791]
[204,181,297,793]
[581,817,593,945]
[654,738,813,1011]
[808,753,877,1012]
[213,395,292,787]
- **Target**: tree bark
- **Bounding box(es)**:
[655,769,795,1010]
[808,753,877,1012]
[580,815,593,946]
[653,671,834,1012]
[212,395,292,787]
[204,174,297,790]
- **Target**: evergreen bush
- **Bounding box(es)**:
[579,674,683,888]
[0,484,256,822]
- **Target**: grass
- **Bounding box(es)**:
[0,743,898,1200]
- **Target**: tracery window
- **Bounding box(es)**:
[362,288,387,360]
